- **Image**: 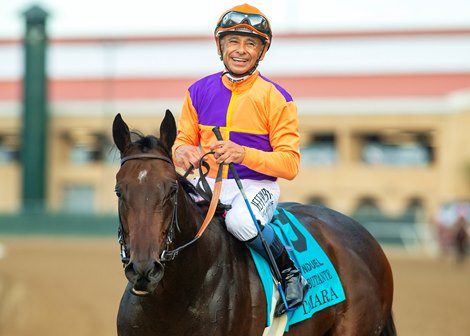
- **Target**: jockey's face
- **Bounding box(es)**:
[219,34,266,76]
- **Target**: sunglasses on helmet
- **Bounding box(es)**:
[218,11,271,36]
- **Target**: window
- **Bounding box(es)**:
[63,131,112,165]
[0,134,19,164]
[352,198,382,223]
[404,198,425,222]
[62,185,95,213]
[70,144,95,164]
[301,133,337,166]
[352,197,425,224]
[358,131,434,166]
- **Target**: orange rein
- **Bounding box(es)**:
[195,176,222,238]
[160,159,223,262]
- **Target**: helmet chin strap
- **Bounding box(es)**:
[221,71,250,83]
[221,59,260,81]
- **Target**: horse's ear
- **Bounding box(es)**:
[112,113,131,153]
[159,109,177,154]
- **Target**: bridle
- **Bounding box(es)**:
[117,152,222,267]
[117,153,179,266]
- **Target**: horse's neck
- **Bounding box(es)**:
[157,219,222,297]
[175,191,205,242]
[164,193,248,287]
[151,194,261,327]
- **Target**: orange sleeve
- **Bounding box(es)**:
[241,100,300,180]
[172,91,200,157]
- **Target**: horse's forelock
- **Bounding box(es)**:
[129,131,199,199]
[130,132,163,153]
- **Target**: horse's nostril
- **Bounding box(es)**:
[148,261,164,280]
[124,262,138,282]
[125,260,164,283]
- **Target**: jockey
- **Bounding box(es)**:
[173,3,308,316]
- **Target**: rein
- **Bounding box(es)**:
[117,152,223,266]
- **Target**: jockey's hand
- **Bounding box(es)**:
[210,140,246,165]
[174,145,204,172]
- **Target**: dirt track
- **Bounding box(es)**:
[0,237,469,336]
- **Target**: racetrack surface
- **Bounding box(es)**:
[0,237,469,336]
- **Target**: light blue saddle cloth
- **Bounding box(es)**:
[249,208,346,331]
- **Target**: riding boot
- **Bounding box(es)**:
[273,247,309,317]
[247,224,309,316]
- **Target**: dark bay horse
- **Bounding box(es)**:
[113,110,396,336]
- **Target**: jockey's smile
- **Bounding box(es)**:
[219,34,266,77]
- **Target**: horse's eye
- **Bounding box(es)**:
[115,186,122,198]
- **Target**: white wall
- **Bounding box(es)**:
[1,32,470,80]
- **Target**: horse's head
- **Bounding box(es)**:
[112,110,178,296]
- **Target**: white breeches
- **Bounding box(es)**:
[191,177,280,241]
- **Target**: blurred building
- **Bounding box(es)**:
[1,29,470,224]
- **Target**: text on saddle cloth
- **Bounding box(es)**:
[249,207,346,331]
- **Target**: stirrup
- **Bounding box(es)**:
[274,273,309,316]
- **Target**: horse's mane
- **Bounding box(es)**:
[176,174,199,198]
[130,131,199,198]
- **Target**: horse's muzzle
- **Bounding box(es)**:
[124,259,164,296]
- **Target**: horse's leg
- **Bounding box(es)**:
[328,250,394,336]
[284,308,336,335]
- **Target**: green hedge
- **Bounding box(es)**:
[0,213,118,236]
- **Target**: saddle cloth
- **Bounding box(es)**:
[249,207,346,332]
